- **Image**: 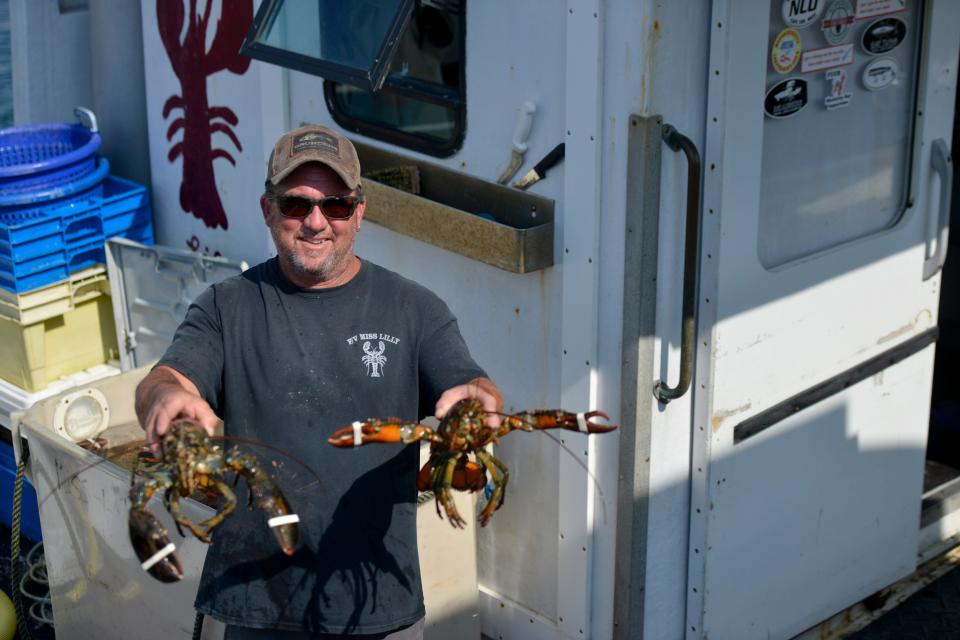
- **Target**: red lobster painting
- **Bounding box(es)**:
[158,0,253,230]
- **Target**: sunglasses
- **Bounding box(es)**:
[273,193,363,221]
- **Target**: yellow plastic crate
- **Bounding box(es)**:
[0,293,118,392]
[0,265,110,325]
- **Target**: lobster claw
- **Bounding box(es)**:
[328,421,377,448]
[129,508,184,583]
[251,481,299,556]
[577,410,618,433]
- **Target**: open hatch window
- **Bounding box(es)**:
[242,0,465,157]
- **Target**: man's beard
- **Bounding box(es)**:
[271,227,348,284]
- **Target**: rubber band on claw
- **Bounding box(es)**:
[141,542,177,572]
[268,514,300,528]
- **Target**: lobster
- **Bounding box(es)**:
[157,0,253,230]
[129,419,299,582]
[328,399,617,529]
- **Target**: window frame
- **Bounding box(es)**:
[240,0,416,92]
[323,71,466,158]
[324,1,467,158]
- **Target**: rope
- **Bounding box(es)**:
[12,460,31,640]
[18,544,50,627]
[192,610,204,640]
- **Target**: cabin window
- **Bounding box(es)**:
[242,0,465,157]
[757,0,924,268]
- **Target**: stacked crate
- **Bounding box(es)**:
[0,116,154,393]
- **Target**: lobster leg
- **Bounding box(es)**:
[195,479,236,533]
[167,489,213,543]
[474,449,510,527]
[431,452,469,529]
[416,461,433,493]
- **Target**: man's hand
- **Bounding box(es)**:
[435,377,504,427]
[135,365,218,452]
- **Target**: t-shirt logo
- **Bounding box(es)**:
[347,332,400,378]
[362,340,387,377]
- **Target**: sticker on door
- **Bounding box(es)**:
[824,69,853,110]
[772,29,803,74]
[862,57,899,90]
[821,0,855,44]
[782,0,825,28]
[861,17,907,55]
[765,78,809,118]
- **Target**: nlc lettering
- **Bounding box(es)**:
[788,0,819,16]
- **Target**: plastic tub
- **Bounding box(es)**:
[0,123,102,197]
[0,156,110,215]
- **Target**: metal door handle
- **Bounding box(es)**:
[923,138,953,280]
[654,124,702,404]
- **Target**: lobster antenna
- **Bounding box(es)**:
[475,413,610,525]
[37,439,151,508]
[38,432,324,508]
[540,428,609,525]
[222,435,324,487]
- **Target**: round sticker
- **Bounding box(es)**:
[765,78,808,119]
[862,57,899,91]
[861,17,907,56]
[772,28,802,74]
[782,0,824,29]
[821,0,855,45]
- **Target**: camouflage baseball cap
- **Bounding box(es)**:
[266,124,361,190]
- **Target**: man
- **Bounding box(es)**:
[135,124,502,639]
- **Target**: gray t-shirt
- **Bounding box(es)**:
[157,257,485,634]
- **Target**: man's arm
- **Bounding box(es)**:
[135,365,219,449]
[435,376,504,427]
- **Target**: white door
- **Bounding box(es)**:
[687,1,958,638]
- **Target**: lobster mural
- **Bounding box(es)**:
[158,0,254,230]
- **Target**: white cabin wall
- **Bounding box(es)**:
[10,0,93,126]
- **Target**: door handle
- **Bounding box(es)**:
[923,138,953,280]
[654,124,703,404]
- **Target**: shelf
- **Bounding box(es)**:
[354,141,554,273]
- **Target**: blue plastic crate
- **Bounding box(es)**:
[0,122,101,198]
[0,238,104,293]
[100,175,152,237]
[0,208,103,264]
[0,174,153,293]
[0,441,41,542]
